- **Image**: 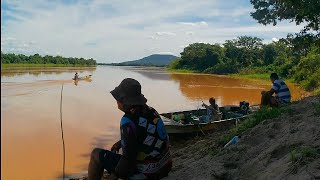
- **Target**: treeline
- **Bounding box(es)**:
[169,36,320,92]
[1,52,97,66]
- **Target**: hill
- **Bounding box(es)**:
[107,54,177,66]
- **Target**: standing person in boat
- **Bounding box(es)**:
[261,73,291,107]
[88,78,172,180]
[74,72,79,80]
[201,97,221,123]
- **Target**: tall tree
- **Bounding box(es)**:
[250,0,320,34]
[236,36,263,50]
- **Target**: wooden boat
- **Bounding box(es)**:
[72,75,92,80]
[160,104,255,134]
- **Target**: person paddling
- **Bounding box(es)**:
[74,72,79,80]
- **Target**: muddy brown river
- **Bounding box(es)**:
[1,66,306,179]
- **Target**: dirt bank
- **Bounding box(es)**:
[70,95,319,180]
[165,95,320,180]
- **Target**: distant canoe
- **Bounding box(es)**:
[160,105,255,134]
[72,75,92,80]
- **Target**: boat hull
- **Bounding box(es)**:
[160,106,250,134]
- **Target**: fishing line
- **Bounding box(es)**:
[190,78,204,109]
[59,83,66,180]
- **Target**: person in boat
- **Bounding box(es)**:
[74,72,79,80]
[200,97,221,123]
[88,78,172,180]
[261,73,291,107]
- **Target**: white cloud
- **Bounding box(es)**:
[157,51,174,55]
[185,31,194,36]
[147,36,158,40]
[155,32,176,36]
[179,21,208,27]
[272,38,279,42]
[1,0,306,62]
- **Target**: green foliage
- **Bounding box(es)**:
[289,147,320,174]
[290,147,320,162]
[1,63,92,68]
[314,103,320,114]
[203,58,240,74]
[238,66,270,75]
[172,36,267,75]
[235,36,263,50]
[1,53,97,66]
[250,0,320,35]
[168,57,182,69]
[231,73,270,80]
[293,46,320,91]
[179,43,223,71]
[218,107,289,145]
[168,35,319,92]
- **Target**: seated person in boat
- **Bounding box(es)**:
[261,73,291,107]
[201,97,221,123]
[74,72,79,80]
[88,78,172,180]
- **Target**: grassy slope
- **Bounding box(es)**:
[166,95,320,179]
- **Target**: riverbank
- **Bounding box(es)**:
[165,95,320,179]
[69,95,320,180]
[166,68,319,95]
[1,63,96,68]
[1,66,97,76]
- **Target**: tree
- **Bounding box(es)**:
[293,45,320,90]
[250,0,320,34]
[236,36,263,50]
[180,43,223,71]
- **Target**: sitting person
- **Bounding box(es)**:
[74,72,79,80]
[261,73,291,107]
[88,78,172,180]
[200,97,221,123]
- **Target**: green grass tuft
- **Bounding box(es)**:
[314,103,320,114]
[290,147,320,162]
[218,106,291,145]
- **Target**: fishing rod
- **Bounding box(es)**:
[190,78,204,109]
[60,84,66,180]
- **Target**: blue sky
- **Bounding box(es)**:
[1,0,304,63]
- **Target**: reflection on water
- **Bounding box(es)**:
[169,73,305,105]
[1,66,305,180]
[74,78,92,86]
[1,67,96,79]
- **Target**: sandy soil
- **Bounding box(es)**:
[165,95,320,180]
[69,95,320,180]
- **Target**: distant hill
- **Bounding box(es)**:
[104,54,177,66]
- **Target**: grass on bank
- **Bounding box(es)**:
[166,67,197,74]
[218,106,292,146]
[314,102,320,115]
[289,146,320,173]
[229,73,270,80]
[290,147,320,162]
[1,63,96,68]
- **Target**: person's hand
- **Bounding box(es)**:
[111,141,121,153]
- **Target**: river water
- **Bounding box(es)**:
[1,66,305,179]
